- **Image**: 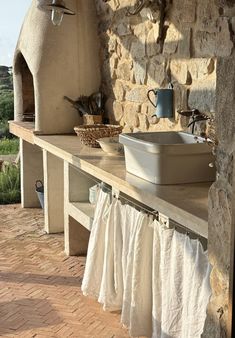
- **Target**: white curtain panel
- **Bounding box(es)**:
[121,204,140,289]
[98,198,124,311]
[121,207,154,338]
[151,219,162,338]
[82,195,211,338]
[81,189,111,298]
[152,220,212,338]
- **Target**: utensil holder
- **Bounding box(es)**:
[83,115,102,125]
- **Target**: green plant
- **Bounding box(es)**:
[0,164,21,205]
[0,66,13,90]
[0,90,14,121]
[0,120,10,138]
[0,138,19,155]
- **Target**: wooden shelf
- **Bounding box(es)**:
[68,202,95,231]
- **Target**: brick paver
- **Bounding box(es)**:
[0,205,130,338]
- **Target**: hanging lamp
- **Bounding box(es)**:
[42,0,75,26]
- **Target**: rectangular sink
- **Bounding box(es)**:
[119,131,216,184]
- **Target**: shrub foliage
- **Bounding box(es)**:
[0,164,21,205]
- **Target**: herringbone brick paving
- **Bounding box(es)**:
[0,205,130,338]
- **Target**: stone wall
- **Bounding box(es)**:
[94,1,235,337]
[95,0,233,134]
[202,52,235,338]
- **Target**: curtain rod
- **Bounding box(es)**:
[74,168,207,240]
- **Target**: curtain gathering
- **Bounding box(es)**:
[82,189,212,338]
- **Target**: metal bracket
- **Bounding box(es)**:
[158,212,169,228]
[112,187,120,199]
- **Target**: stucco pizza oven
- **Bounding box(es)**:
[13,0,100,134]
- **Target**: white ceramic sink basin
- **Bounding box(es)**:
[119,131,216,184]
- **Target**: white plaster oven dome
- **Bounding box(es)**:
[13,0,100,134]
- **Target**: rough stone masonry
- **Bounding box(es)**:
[94,0,235,337]
[95,0,233,134]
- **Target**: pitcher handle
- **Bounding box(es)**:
[147,89,157,108]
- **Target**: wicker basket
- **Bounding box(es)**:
[74,124,123,148]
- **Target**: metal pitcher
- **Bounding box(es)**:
[147,84,174,118]
[35,180,44,209]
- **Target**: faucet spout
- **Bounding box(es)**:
[187,115,210,133]
[177,108,201,117]
[177,108,210,134]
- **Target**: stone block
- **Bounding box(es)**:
[188,75,216,112]
[113,100,124,122]
[113,80,127,101]
[138,113,149,131]
[194,31,216,57]
[141,101,155,117]
[163,24,179,55]
[122,124,133,133]
[141,102,149,116]
[196,0,220,33]
[216,53,235,144]
[115,0,131,11]
[126,86,148,103]
[123,102,140,128]
[116,22,132,36]
[119,36,132,59]
[146,25,161,57]
[108,36,117,53]
[102,59,113,81]
[130,38,146,60]
[133,59,147,85]
[188,58,215,81]
[104,98,124,124]
[147,57,166,88]
[148,115,160,125]
[177,28,191,58]
[231,17,235,35]
[139,7,156,22]
[216,147,234,186]
[173,84,188,123]
[133,23,149,43]
[109,53,119,70]
[95,0,110,16]
[215,18,233,57]
[222,6,235,17]
[170,60,188,84]
[208,181,232,270]
[178,0,196,23]
[116,60,133,81]
[108,0,120,11]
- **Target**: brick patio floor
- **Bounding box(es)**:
[0,205,130,338]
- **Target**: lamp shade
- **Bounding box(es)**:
[43,1,75,15]
[40,0,75,26]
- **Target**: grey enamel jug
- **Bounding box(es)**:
[147,86,174,118]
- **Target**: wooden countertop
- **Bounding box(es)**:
[9,121,211,238]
